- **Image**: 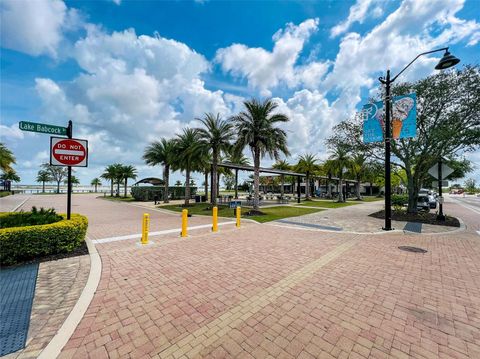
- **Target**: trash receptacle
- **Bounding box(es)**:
[195,195,201,203]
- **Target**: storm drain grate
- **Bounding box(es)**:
[0,263,39,356]
[398,246,427,253]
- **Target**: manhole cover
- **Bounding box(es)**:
[398,246,427,253]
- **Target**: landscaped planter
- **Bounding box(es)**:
[0,213,88,266]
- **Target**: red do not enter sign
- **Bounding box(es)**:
[50,137,88,167]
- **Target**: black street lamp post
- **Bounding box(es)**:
[379,48,460,231]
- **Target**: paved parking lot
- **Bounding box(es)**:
[4,194,480,358]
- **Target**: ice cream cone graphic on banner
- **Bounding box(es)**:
[392,97,414,139]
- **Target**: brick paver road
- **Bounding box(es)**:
[14,194,480,358]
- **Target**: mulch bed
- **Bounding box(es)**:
[369,210,460,227]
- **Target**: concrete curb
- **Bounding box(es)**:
[37,236,101,359]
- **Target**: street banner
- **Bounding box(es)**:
[362,93,417,143]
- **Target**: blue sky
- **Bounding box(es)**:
[1,0,479,186]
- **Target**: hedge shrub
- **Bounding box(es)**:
[0,213,88,266]
[1,207,62,228]
[131,186,197,201]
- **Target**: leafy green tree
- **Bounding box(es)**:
[295,154,318,199]
[91,178,102,193]
[175,180,182,187]
[327,66,480,212]
[143,138,177,203]
[325,147,351,202]
[1,169,20,183]
[272,160,290,198]
[42,164,67,193]
[0,143,16,172]
[120,165,137,197]
[101,164,121,197]
[223,174,235,190]
[174,128,204,205]
[232,98,290,210]
[464,178,477,193]
[363,161,384,196]
[349,154,367,199]
[196,113,234,205]
[36,170,52,193]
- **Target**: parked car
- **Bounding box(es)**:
[417,195,430,211]
[428,194,437,209]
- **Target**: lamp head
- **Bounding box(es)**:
[435,50,460,70]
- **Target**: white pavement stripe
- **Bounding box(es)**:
[477,231,480,236]
[92,221,237,244]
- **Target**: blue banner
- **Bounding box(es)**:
[362,93,416,143]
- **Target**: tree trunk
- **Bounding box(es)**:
[356,176,361,200]
[124,178,128,197]
[204,170,208,202]
[212,151,218,205]
[110,180,114,196]
[305,172,310,199]
[406,168,419,214]
[185,169,190,206]
[369,182,373,196]
[164,165,170,203]
[42,181,45,193]
[116,181,120,197]
[280,175,284,197]
[253,149,260,210]
[94,184,97,193]
[338,178,344,202]
[57,180,61,193]
[234,169,239,199]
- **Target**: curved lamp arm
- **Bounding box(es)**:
[391,47,448,82]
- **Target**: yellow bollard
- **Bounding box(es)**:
[181,209,188,237]
[212,206,218,232]
[236,206,241,228]
[141,213,149,244]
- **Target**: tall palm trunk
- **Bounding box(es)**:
[339,178,344,202]
[164,165,170,203]
[234,169,239,199]
[116,181,120,197]
[253,148,260,210]
[57,180,61,194]
[184,169,191,206]
[204,170,208,202]
[124,178,128,197]
[305,171,310,199]
[94,184,98,193]
[356,177,361,200]
[110,179,114,196]
[280,175,285,197]
[42,181,46,193]
[212,151,218,205]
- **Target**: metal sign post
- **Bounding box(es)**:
[67,121,72,220]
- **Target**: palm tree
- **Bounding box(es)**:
[295,154,318,200]
[196,113,234,205]
[36,170,51,193]
[0,143,16,172]
[327,147,351,202]
[1,169,20,183]
[101,164,121,197]
[91,178,102,193]
[272,160,290,198]
[174,128,204,206]
[232,98,290,210]
[143,138,177,203]
[120,165,137,197]
[227,152,250,199]
[349,154,367,200]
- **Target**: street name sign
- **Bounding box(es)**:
[19,121,67,136]
[428,163,453,179]
[50,137,88,167]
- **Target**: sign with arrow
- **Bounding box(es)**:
[428,163,453,179]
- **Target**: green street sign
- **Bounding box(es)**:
[19,121,67,136]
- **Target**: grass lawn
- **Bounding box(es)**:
[161,203,323,223]
[360,196,384,202]
[0,191,11,198]
[299,200,358,208]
